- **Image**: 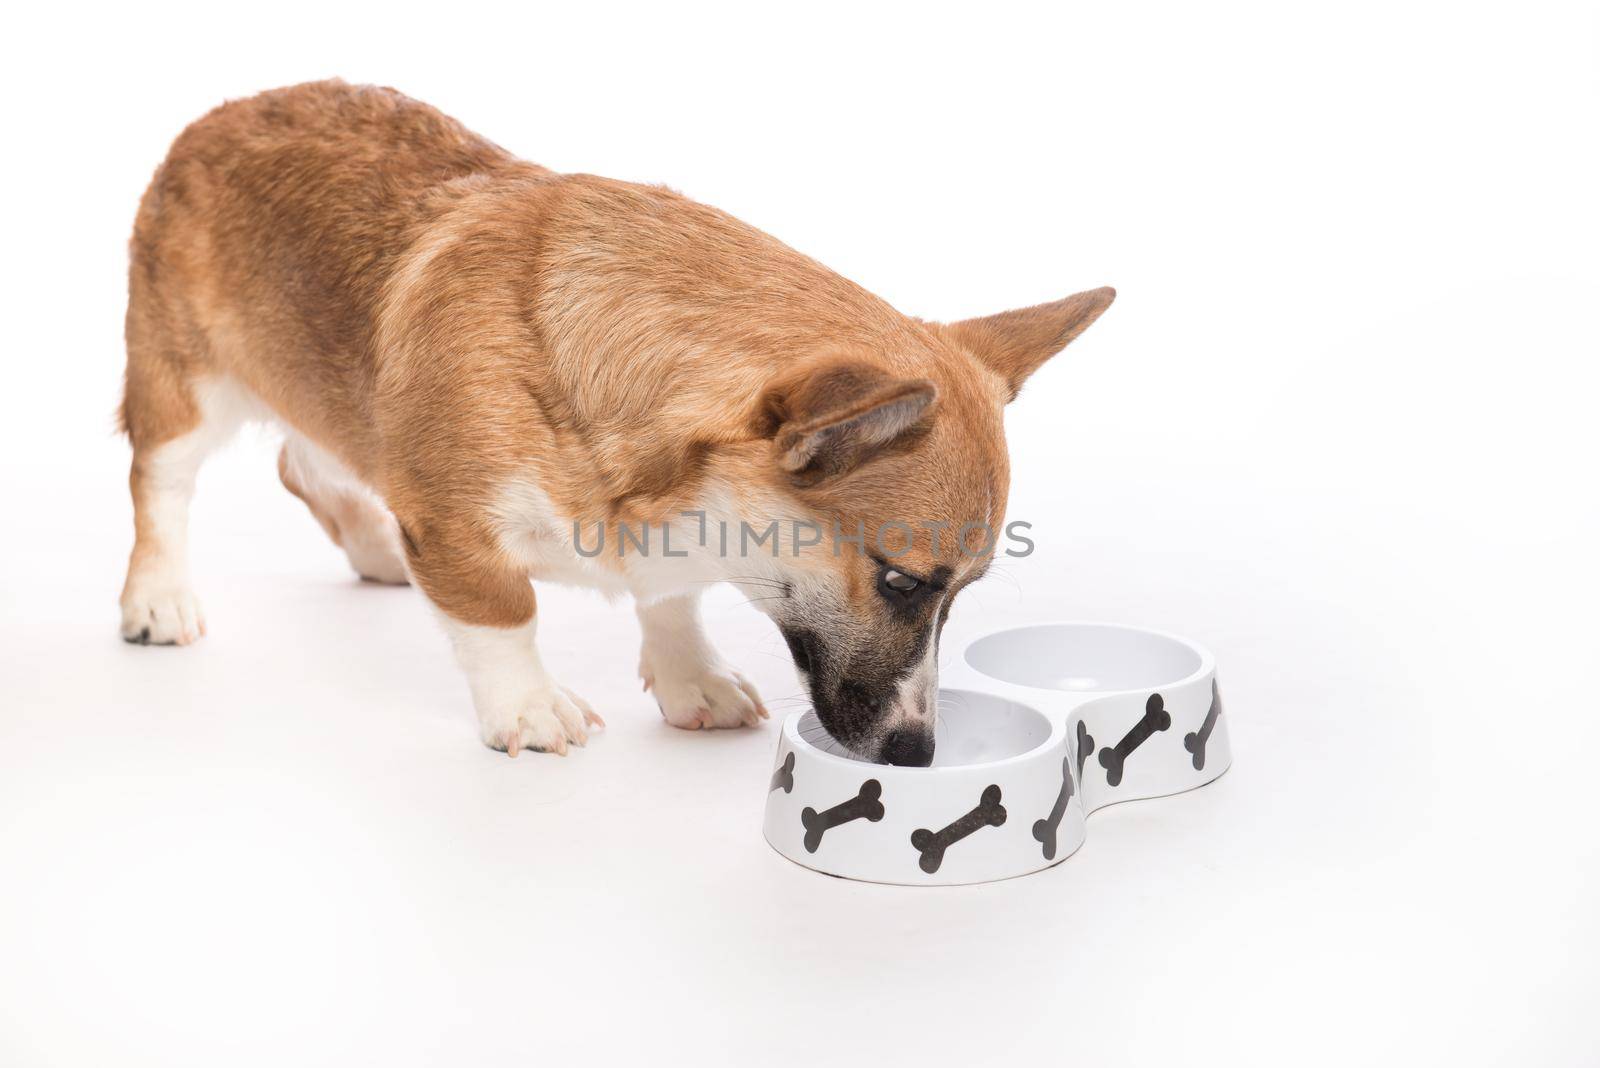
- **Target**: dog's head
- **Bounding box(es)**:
[742,287,1115,764]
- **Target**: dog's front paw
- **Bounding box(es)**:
[120,581,206,646]
[642,659,769,731]
[478,685,605,757]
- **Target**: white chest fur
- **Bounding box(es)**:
[487,475,791,603]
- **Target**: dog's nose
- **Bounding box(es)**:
[880,727,935,767]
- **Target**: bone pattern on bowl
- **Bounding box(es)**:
[1031,757,1076,861]
[910,784,1008,874]
[1184,682,1223,770]
[800,779,884,853]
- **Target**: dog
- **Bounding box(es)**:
[118,80,1114,765]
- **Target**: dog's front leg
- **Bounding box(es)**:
[637,592,769,730]
[408,523,602,756]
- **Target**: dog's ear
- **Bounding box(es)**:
[945,286,1115,400]
[758,362,937,484]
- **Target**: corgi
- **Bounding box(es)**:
[118,81,1114,765]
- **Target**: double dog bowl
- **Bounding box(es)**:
[762,622,1230,885]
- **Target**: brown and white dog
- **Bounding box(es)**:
[118,81,1114,765]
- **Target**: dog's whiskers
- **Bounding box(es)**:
[735,594,789,608]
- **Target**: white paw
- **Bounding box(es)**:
[642,659,769,731]
[120,582,206,646]
[478,685,605,757]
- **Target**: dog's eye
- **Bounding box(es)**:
[882,569,920,594]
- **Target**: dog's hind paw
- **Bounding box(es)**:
[120,582,206,646]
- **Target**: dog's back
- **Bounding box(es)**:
[124,80,532,468]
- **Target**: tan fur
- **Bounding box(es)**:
[119,80,1113,754]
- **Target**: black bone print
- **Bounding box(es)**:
[1075,719,1095,778]
[769,751,796,793]
[1098,693,1172,787]
[911,784,1007,874]
[1183,681,1223,771]
[801,779,884,853]
[1031,757,1076,860]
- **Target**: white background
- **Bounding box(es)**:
[2,2,1596,1065]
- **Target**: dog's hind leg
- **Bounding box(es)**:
[119,370,255,646]
[278,434,409,585]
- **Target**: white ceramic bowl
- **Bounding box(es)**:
[762,622,1231,885]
